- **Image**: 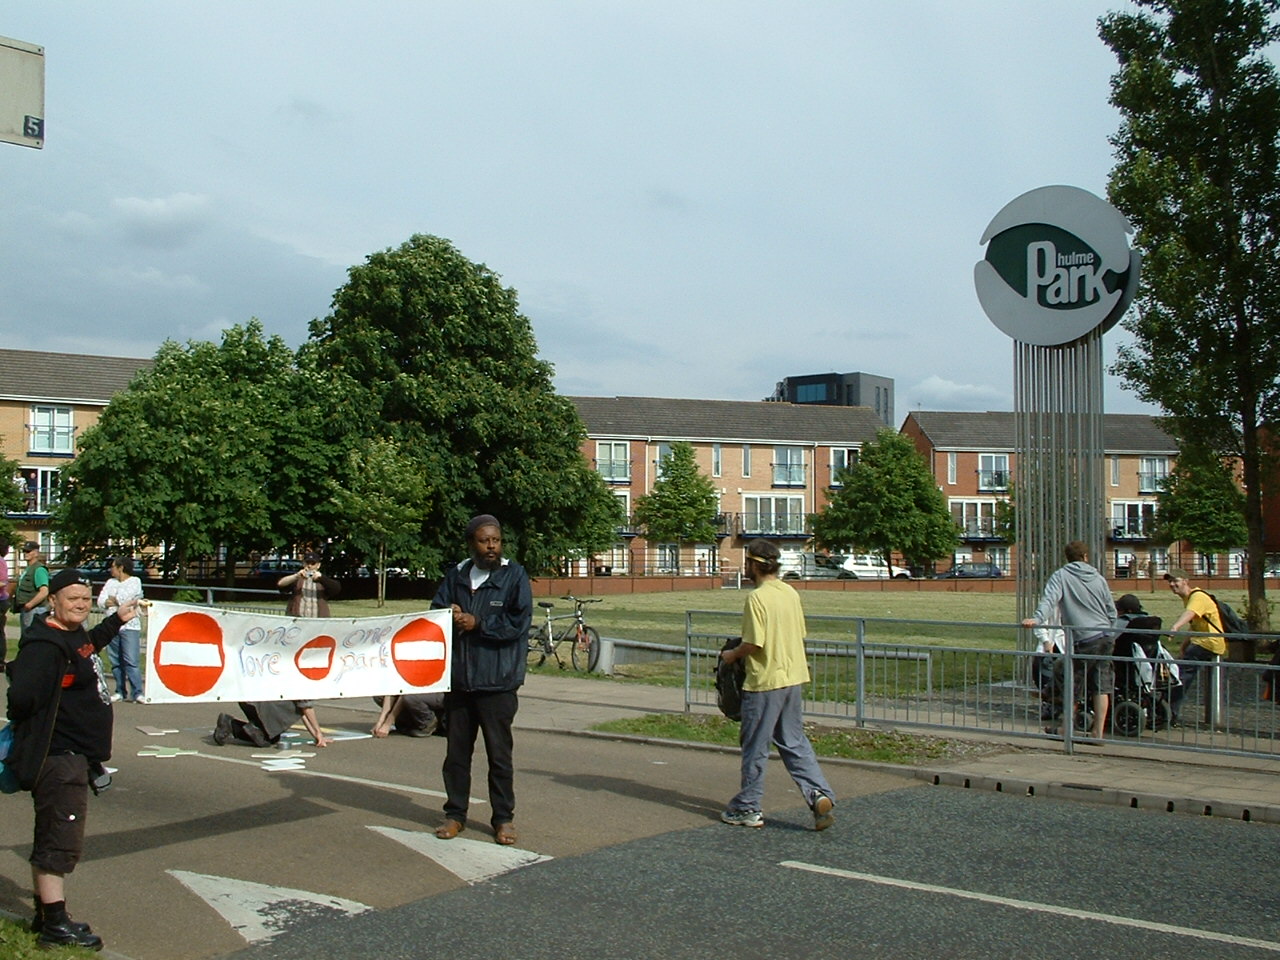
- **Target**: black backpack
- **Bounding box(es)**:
[1191,589,1248,636]
[715,637,746,721]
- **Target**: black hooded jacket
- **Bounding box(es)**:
[7,613,121,790]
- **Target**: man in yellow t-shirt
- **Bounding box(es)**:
[718,539,834,831]
[1165,567,1226,725]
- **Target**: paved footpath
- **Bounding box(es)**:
[520,671,1280,823]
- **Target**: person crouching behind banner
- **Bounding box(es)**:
[7,567,138,951]
[211,551,339,749]
[213,701,330,748]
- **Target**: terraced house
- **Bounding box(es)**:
[570,395,885,576]
[0,349,151,568]
[901,410,1213,580]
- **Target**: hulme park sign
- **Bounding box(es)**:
[974,184,1140,346]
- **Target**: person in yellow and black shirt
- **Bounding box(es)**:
[1164,567,1226,726]
[718,539,834,831]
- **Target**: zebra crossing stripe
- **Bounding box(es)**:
[169,870,371,944]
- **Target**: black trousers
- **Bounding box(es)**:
[441,690,518,827]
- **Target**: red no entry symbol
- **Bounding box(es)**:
[152,611,225,698]
[390,617,447,687]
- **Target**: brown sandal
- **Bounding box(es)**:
[494,822,517,845]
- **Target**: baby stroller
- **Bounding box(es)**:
[1110,611,1181,736]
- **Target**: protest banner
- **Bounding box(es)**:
[144,601,451,704]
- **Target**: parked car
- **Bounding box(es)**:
[936,561,1003,579]
[779,552,854,580]
[779,551,910,580]
[252,558,304,578]
[838,554,911,580]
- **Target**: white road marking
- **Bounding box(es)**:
[368,825,552,883]
[169,870,370,944]
[138,748,482,802]
[780,861,1280,954]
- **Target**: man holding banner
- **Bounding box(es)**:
[432,515,531,846]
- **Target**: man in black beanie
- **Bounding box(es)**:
[431,515,531,846]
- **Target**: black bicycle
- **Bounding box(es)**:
[528,595,602,671]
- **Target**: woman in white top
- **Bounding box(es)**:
[98,557,145,702]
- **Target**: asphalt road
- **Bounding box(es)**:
[0,700,1276,960]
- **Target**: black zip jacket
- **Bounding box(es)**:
[432,558,532,693]
[7,613,121,790]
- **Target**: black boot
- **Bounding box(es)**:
[31,897,92,935]
[34,900,102,951]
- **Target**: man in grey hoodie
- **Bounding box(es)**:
[1022,541,1116,739]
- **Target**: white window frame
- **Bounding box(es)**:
[1110,500,1156,539]
[772,446,806,487]
[947,452,957,486]
[1139,457,1169,494]
[742,444,751,478]
[595,441,630,482]
[656,442,673,479]
[1110,456,1120,487]
[742,494,805,536]
[830,447,857,486]
[711,443,722,478]
[30,405,74,455]
[950,498,998,539]
[978,453,1009,491]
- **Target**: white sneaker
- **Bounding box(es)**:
[110,693,123,703]
[720,809,764,828]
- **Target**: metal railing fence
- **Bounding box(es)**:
[684,610,1280,761]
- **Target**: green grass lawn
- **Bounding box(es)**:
[324,584,1210,659]
[591,712,1012,765]
[275,581,1215,643]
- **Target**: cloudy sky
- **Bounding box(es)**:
[1,1,1157,420]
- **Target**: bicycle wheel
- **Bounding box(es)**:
[528,627,549,668]
[571,626,601,672]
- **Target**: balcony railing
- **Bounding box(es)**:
[615,513,735,540]
[595,458,631,483]
[738,512,809,537]
[1110,519,1153,541]
[1137,471,1167,494]
[771,463,806,488]
[977,470,1009,491]
[956,518,1004,541]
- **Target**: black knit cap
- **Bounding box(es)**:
[48,568,91,595]
[466,514,501,540]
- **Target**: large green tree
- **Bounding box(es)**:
[1155,446,1249,569]
[56,322,340,578]
[328,437,433,605]
[1101,0,1280,626]
[809,429,957,570]
[307,234,621,576]
[633,441,719,571]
